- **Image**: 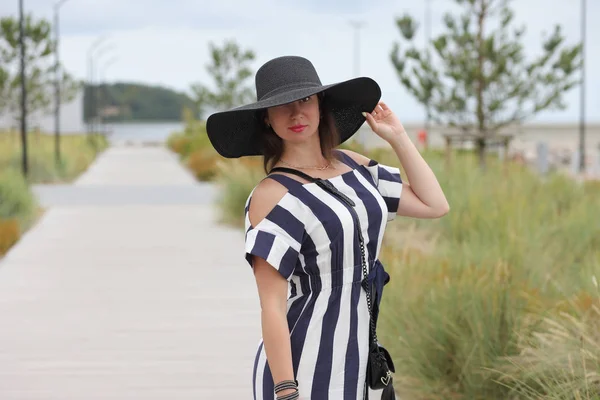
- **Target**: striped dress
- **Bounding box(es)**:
[244,149,403,400]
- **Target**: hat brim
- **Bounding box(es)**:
[206,77,381,158]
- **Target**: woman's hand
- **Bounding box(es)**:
[362,101,406,143]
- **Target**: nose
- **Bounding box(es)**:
[288,101,302,117]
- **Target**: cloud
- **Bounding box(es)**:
[1,0,396,35]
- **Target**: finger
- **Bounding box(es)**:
[363,112,377,130]
[373,105,384,118]
[379,101,390,111]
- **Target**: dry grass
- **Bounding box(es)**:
[377,151,599,400]
[0,130,108,183]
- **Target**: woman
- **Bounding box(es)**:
[206,56,449,400]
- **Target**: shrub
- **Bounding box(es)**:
[167,118,222,181]
[167,134,192,156]
[213,157,265,227]
[0,168,38,255]
[0,168,37,227]
[187,148,219,181]
[167,119,211,158]
[0,218,20,255]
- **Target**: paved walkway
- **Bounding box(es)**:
[0,146,261,399]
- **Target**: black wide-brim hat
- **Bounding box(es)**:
[206,55,381,158]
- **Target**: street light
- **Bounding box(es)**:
[53,0,70,167]
[90,43,116,135]
[18,0,28,177]
[578,0,586,173]
[97,55,118,134]
[86,35,109,135]
[99,55,118,83]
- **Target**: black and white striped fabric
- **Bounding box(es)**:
[244,149,403,400]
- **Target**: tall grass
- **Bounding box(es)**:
[377,151,600,399]
[0,130,108,183]
[495,305,600,400]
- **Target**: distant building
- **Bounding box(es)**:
[0,88,85,134]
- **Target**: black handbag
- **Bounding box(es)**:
[269,167,396,399]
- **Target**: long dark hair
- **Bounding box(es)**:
[257,92,341,175]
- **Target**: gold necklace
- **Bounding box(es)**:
[279,159,332,170]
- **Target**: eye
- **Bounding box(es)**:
[300,96,312,103]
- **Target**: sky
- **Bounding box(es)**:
[1,0,598,124]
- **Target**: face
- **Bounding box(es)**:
[265,95,320,142]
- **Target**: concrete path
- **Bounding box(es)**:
[0,146,261,399]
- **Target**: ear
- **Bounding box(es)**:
[261,109,270,128]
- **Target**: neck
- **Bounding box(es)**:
[279,135,329,168]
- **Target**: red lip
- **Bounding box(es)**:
[289,125,307,133]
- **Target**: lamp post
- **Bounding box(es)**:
[90,43,115,135]
[86,35,108,135]
[18,0,28,177]
[97,55,118,135]
[578,0,587,173]
[53,0,70,167]
[99,55,118,83]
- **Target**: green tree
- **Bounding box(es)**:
[0,14,79,126]
[390,0,582,167]
[190,39,255,119]
[0,22,11,113]
[0,63,9,116]
[84,82,195,122]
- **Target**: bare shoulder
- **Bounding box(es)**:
[247,178,289,227]
[337,148,371,166]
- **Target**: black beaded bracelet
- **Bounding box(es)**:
[274,379,298,394]
[277,390,299,400]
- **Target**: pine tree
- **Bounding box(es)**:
[390,0,582,167]
[190,39,255,119]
